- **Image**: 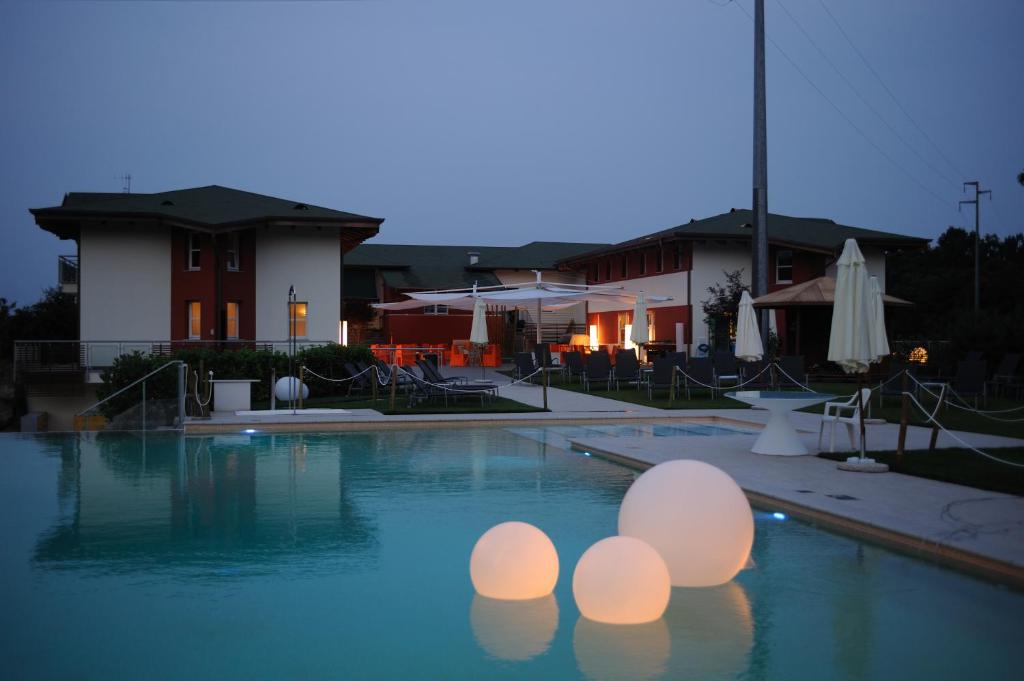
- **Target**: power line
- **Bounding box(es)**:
[815,0,966,181]
[731,0,954,215]
[773,0,960,190]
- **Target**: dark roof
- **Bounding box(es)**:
[558,209,929,264]
[347,241,607,292]
[32,185,383,241]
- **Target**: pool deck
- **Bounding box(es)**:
[185,367,1024,586]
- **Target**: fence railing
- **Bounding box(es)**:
[75,361,186,432]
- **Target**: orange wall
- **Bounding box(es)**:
[586,304,692,345]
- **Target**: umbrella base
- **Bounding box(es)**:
[837,457,889,473]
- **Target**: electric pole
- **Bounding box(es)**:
[752,0,769,340]
[959,181,991,312]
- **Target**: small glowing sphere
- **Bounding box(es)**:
[572,536,671,625]
[274,376,309,402]
[470,522,559,600]
[618,460,753,587]
[470,594,559,661]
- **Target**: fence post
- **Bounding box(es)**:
[928,384,945,452]
[141,380,146,432]
[543,365,549,411]
[178,362,186,427]
[669,365,676,403]
[298,366,305,410]
[896,370,909,463]
[389,364,398,411]
[372,366,379,401]
[270,368,276,411]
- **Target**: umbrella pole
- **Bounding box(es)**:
[857,372,867,460]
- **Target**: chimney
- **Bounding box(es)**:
[468,251,480,266]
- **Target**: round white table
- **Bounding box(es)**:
[725,390,836,456]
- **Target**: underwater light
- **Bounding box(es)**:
[243,429,257,434]
[772,512,787,521]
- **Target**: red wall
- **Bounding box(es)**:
[587,304,692,345]
[383,312,505,345]
[577,241,692,285]
[171,229,256,340]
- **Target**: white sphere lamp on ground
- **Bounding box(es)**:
[572,536,671,625]
[274,376,309,402]
[618,460,753,587]
[470,521,559,600]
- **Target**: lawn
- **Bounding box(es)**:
[253,393,546,416]
[818,447,1024,496]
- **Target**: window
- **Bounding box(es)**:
[424,304,449,315]
[590,263,599,282]
[288,302,308,338]
[226,233,240,271]
[656,248,664,273]
[605,259,612,281]
[226,302,239,340]
[639,252,647,276]
[776,250,794,283]
[673,243,683,270]
[620,255,628,278]
[188,301,201,340]
[187,232,201,270]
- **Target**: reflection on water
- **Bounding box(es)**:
[662,582,753,680]
[470,594,559,661]
[574,617,671,681]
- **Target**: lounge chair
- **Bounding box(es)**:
[514,352,538,383]
[417,358,464,385]
[739,360,772,390]
[613,349,641,390]
[682,357,716,399]
[583,351,612,391]
[563,351,585,383]
[647,356,678,400]
[818,388,872,452]
[987,353,1020,399]
[344,362,372,395]
[776,355,806,389]
[713,351,740,391]
[952,359,987,408]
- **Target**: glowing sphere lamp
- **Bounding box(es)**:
[470,521,559,600]
[274,376,309,402]
[618,460,753,587]
[572,536,671,625]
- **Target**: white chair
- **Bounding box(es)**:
[818,388,872,452]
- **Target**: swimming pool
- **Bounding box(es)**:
[1,428,1022,680]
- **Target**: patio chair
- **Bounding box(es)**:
[818,388,872,453]
[647,356,677,400]
[667,352,687,375]
[713,351,740,391]
[776,355,806,390]
[344,362,372,395]
[987,353,1020,398]
[682,357,716,399]
[739,360,772,390]
[613,349,641,390]
[514,352,538,383]
[878,361,915,407]
[583,351,612,391]
[563,351,585,383]
[407,368,449,407]
[534,343,562,382]
[952,359,987,408]
[964,350,984,362]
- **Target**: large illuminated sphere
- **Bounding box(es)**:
[470,522,559,600]
[572,536,671,624]
[618,460,753,587]
[274,376,309,402]
[470,594,559,661]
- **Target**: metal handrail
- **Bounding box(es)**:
[76,360,182,417]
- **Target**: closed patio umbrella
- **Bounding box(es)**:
[469,289,489,377]
[828,239,886,471]
[734,290,764,362]
[868,277,889,362]
[630,292,649,348]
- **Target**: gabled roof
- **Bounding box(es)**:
[31,185,383,243]
[559,209,928,264]
[346,241,608,292]
[752,276,912,307]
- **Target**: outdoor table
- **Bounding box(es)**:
[725,390,836,456]
[210,379,260,412]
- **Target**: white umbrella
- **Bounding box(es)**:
[828,239,883,469]
[629,292,649,346]
[868,276,889,362]
[734,290,764,362]
[470,296,489,345]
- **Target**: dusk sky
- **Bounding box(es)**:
[1,0,1021,305]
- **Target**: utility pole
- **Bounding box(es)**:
[959,181,991,312]
[752,0,769,340]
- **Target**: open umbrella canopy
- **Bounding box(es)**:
[734,290,764,362]
[629,293,649,345]
[828,239,874,374]
[470,296,489,345]
[868,276,890,363]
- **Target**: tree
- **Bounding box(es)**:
[702,269,747,350]
[0,288,77,358]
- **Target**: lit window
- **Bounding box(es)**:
[639,252,647,275]
[188,301,201,340]
[776,250,793,283]
[288,302,308,338]
[226,233,240,272]
[226,302,239,340]
[424,304,449,315]
[187,232,201,270]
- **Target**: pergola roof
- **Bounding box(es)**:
[752,276,913,308]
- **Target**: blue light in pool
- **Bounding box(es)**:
[773,512,787,521]
[582,452,592,457]
[243,429,257,434]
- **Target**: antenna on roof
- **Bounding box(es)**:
[121,173,132,193]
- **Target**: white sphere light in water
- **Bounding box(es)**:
[470,522,559,600]
[572,536,671,625]
[274,376,309,402]
[618,460,753,587]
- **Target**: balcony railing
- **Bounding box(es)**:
[13,339,333,382]
[58,255,78,293]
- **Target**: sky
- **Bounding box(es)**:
[1,0,1021,305]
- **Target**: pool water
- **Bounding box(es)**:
[1,428,1022,680]
[506,423,757,450]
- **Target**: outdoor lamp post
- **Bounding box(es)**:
[288,285,296,412]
